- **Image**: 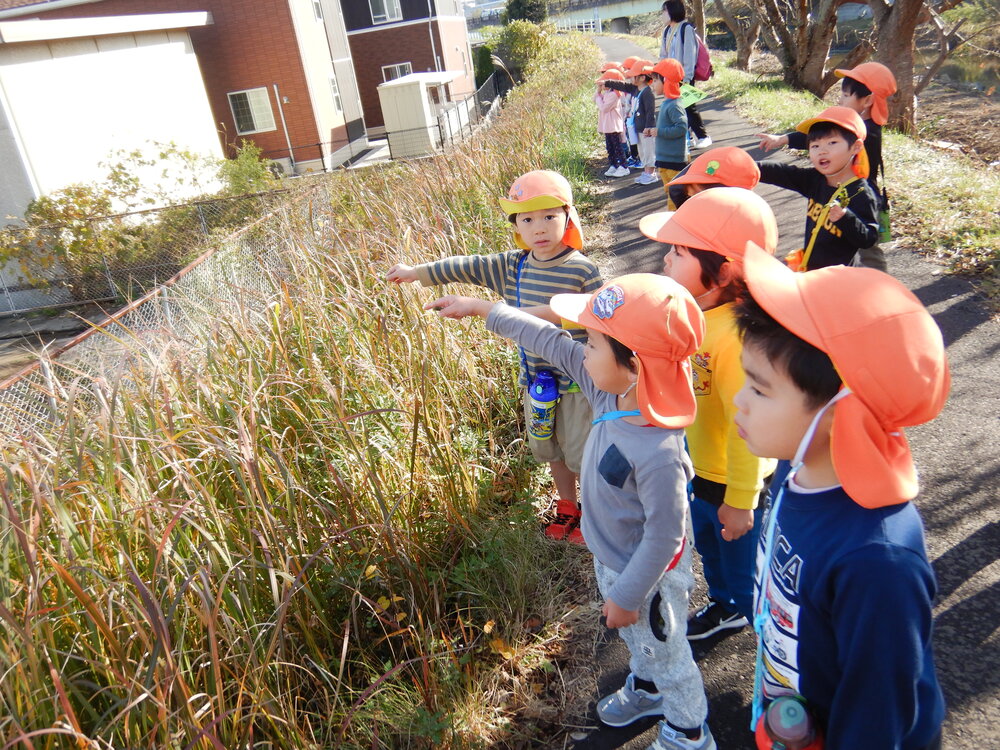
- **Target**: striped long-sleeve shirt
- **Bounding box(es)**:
[414,248,603,393]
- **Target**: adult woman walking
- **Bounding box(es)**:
[659,0,712,150]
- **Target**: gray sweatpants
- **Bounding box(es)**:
[594,543,708,729]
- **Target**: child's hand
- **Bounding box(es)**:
[828,202,847,223]
[602,598,639,629]
[643,128,654,137]
[387,264,417,284]
[756,133,787,152]
[424,295,494,320]
[718,504,754,542]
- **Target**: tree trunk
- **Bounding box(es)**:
[691,0,707,37]
[869,0,926,133]
[713,0,759,72]
[735,23,760,71]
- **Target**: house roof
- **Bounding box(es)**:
[0,11,211,43]
[379,71,461,89]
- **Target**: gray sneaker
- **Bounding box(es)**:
[596,673,664,727]
[648,720,717,750]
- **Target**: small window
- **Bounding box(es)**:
[369,0,402,24]
[227,88,276,135]
[312,0,323,21]
[381,62,412,82]
[330,73,343,113]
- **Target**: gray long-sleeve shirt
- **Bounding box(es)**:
[486,303,692,611]
[659,21,699,83]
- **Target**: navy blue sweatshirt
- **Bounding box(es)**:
[757,162,879,268]
[755,480,945,749]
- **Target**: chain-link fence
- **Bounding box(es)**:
[0,187,319,439]
[0,190,292,318]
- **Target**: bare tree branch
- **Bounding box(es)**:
[913,1,969,95]
[819,40,874,91]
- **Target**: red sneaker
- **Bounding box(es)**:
[566,525,586,545]
[544,499,581,541]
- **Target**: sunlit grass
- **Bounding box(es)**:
[0,31,603,748]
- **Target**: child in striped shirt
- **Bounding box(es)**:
[387,170,603,542]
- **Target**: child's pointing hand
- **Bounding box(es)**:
[387,264,417,283]
[424,295,495,320]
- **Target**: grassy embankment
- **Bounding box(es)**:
[0,31,603,749]
[619,31,1000,299]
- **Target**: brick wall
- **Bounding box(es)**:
[23,0,350,162]
[350,19,473,128]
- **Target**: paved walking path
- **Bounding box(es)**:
[568,35,1000,750]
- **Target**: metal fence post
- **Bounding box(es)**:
[0,271,15,314]
[101,254,117,300]
[196,203,209,235]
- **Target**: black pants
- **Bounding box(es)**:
[686,101,707,139]
[919,730,942,750]
[685,79,708,139]
[604,132,625,167]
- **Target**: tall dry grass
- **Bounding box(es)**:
[0,31,602,749]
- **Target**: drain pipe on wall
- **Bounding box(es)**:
[427,0,439,72]
[273,83,296,173]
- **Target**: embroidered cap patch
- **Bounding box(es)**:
[591,284,625,319]
[705,160,720,176]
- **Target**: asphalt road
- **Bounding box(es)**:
[567,36,1000,750]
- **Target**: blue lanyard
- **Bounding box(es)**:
[515,252,530,375]
[750,483,786,730]
[592,409,641,425]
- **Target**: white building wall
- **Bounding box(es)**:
[287,0,348,173]
[0,27,223,220]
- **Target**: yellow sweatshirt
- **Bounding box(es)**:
[686,304,776,509]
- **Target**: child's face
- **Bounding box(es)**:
[661,244,710,299]
[650,76,664,97]
[808,132,862,183]
[514,207,568,259]
[838,84,873,116]
[583,330,634,395]
[734,341,828,460]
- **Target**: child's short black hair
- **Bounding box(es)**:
[687,247,746,305]
[735,294,842,409]
[806,122,859,146]
[635,73,652,84]
[603,331,637,373]
[662,0,686,22]
[651,72,664,83]
[841,76,872,99]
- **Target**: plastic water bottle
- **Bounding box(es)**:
[755,696,823,750]
[528,370,559,441]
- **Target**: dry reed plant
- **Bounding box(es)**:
[0,32,604,749]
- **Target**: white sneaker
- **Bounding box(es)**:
[636,172,658,185]
[614,165,630,177]
[693,136,713,150]
[604,165,619,177]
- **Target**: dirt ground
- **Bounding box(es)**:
[915,81,1000,163]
